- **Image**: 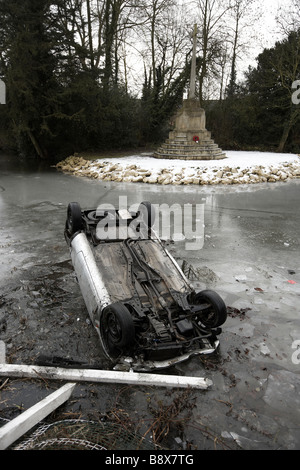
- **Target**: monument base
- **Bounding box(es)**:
[154,99,226,161]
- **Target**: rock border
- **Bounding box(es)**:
[56,154,300,186]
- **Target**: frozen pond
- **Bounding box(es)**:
[0,152,300,450]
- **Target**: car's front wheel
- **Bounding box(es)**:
[100,303,135,359]
[191,289,227,328]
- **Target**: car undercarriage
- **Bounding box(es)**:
[65,201,227,371]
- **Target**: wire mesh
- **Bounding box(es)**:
[12,419,158,451]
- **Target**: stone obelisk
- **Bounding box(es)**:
[154,24,226,160]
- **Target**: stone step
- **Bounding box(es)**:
[155,132,226,159]
[161,143,219,151]
[156,146,222,156]
[153,152,226,160]
[167,133,214,140]
[155,148,225,155]
[155,153,224,159]
[162,139,219,146]
[165,140,216,147]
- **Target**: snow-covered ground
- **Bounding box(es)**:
[56,150,300,185]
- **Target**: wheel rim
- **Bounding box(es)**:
[107,312,122,344]
[191,290,227,328]
[200,306,218,328]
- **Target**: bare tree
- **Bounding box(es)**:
[54,0,272,101]
[276,0,300,34]
[226,0,261,96]
[55,0,143,84]
[191,0,231,104]
[136,0,180,90]
[216,44,230,100]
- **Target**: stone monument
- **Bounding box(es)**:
[154,25,226,160]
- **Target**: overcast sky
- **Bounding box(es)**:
[259,0,285,45]
[236,0,287,78]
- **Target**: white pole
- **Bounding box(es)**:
[0,341,5,364]
[0,363,212,390]
[0,382,76,450]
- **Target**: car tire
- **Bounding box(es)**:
[67,202,83,235]
[101,303,135,358]
[193,289,227,328]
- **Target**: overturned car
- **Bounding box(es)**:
[64,201,227,371]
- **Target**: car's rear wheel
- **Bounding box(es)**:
[100,303,135,359]
[67,202,83,235]
[192,289,227,328]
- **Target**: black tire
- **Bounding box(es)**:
[193,289,227,328]
[138,201,155,228]
[100,303,135,359]
[67,202,83,235]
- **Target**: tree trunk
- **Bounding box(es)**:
[86,0,95,69]
[277,108,298,152]
[228,10,239,96]
[27,130,47,160]
[277,126,290,152]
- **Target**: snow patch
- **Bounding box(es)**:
[56,151,300,186]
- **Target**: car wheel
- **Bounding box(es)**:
[100,303,135,359]
[192,289,227,328]
[67,202,83,235]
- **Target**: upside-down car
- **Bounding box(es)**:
[64,201,227,371]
